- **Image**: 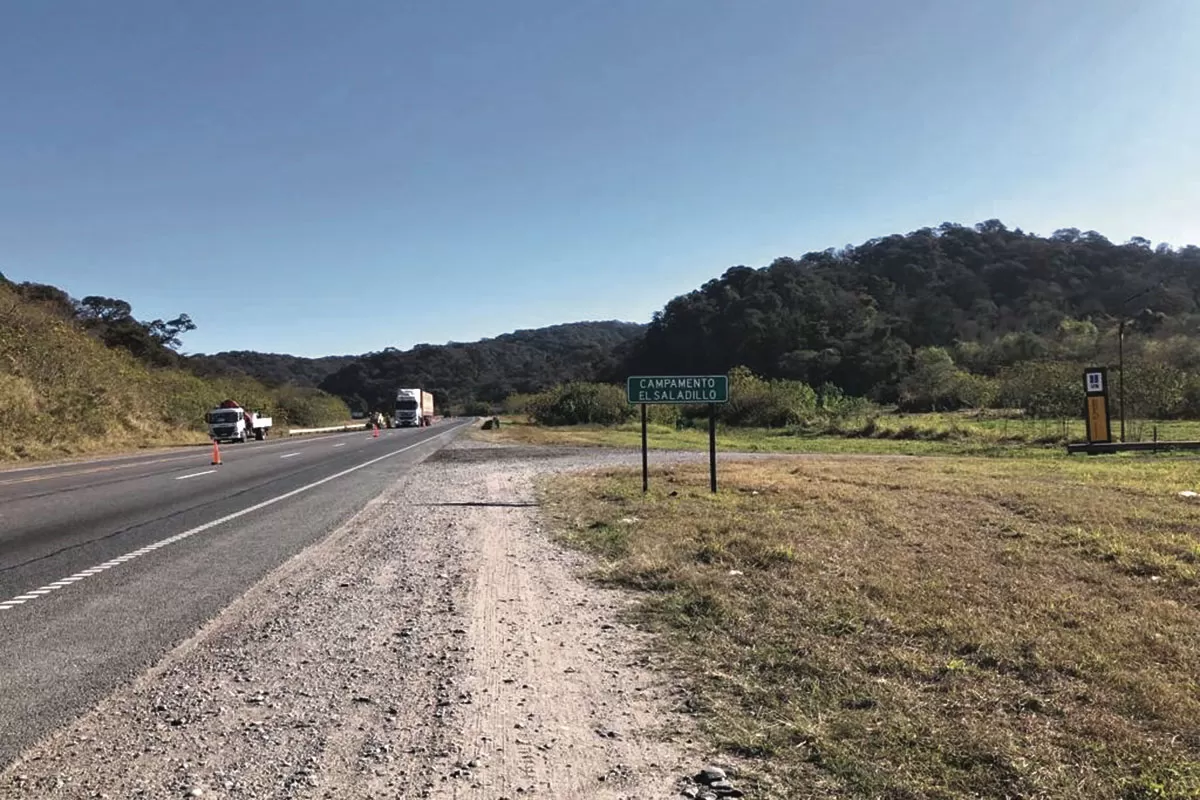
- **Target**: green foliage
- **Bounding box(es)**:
[721,366,819,427]
[186,350,357,387]
[953,372,1000,410]
[504,393,538,416]
[0,282,349,460]
[996,362,1083,418]
[528,382,634,426]
[817,383,873,416]
[459,400,496,417]
[319,322,644,411]
[897,347,961,411]
[627,221,1200,403]
[896,348,1001,412]
[271,385,355,427]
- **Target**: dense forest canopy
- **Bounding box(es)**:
[317,322,645,413]
[187,351,358,388]
[9,219,1200,420]
[625,221,1200,403]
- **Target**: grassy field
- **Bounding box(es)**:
[479,413,1200,457]
[542,456,1200,799]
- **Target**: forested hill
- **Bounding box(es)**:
[626,221,1200,401]
[318,321,645,412]
[186,351,358,388]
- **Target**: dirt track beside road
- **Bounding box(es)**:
[0,440,703,799]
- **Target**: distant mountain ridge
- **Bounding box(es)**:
[316,321,645,412]
[186,351,359,388]
[12,218,1200,422]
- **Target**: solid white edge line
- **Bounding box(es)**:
[0,422,468,612]
[175,470,217,480]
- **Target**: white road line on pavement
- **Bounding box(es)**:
[0,422,469,613]
[280,452,301,459]
[175,470,216,480]
[332,443,347,448]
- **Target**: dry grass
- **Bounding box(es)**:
[475,417,1054,457]
[542,456,1200,799]
[478,415,1200,458]
[0,283,349,462]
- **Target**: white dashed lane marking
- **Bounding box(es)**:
[280,452,301,459]
[175,470,216,480]
[0,423,469,613]
[332,443,346,448]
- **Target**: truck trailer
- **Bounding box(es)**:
[393,388,434,427]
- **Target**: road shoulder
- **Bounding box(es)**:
[0,438,704,798]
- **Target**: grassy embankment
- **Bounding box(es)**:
[482,413,1200,457]
[0,282,351,462]
[543,456,1200,799]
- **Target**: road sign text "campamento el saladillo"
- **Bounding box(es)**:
[626,375,730,404]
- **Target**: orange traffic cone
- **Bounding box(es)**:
[211,440,222,465]
[373,423,380,438]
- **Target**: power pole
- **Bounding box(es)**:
[1118,318,1126,443]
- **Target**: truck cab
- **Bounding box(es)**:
[206,403,272,443]
[393,388,433,427]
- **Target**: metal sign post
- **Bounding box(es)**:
[709,403,717,493]
[627,375,730,493]
[641,403,649,493]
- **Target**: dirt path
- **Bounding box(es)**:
[0,440,704,799]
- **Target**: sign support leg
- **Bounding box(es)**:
[641,403,648,494]
[709,402,717,493]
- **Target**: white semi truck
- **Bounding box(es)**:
[393,388,434,427]
[206,400,272,443]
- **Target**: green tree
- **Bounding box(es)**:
[898,348,960,411]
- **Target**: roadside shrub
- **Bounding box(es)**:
[529,382,634,426]
[721,366,818,427]
[646,404,681,426]
[953,372,1000,410]
[996,361,1082,418]
[504,393,538,416]
[817,383,874,417]
[273,386,353,427]
[1123,362,1187,419]
[460,400,495,417]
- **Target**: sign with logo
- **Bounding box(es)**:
[626,375,729,405]
[1083,367,1111,444]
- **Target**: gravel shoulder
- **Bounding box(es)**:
[0,439,707,799]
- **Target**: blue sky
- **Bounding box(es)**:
[2,0,1197,357]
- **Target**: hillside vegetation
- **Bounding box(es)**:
[624,221,1200,420]
[0,279,350,461]
[187,351,357,388]
[317,321,644,413]
[215,220,1200,422]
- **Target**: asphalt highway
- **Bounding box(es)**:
[0,420,471,769]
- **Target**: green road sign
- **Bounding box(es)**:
[627,375,729,404]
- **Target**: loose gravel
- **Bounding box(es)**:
[0,439,712,799]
